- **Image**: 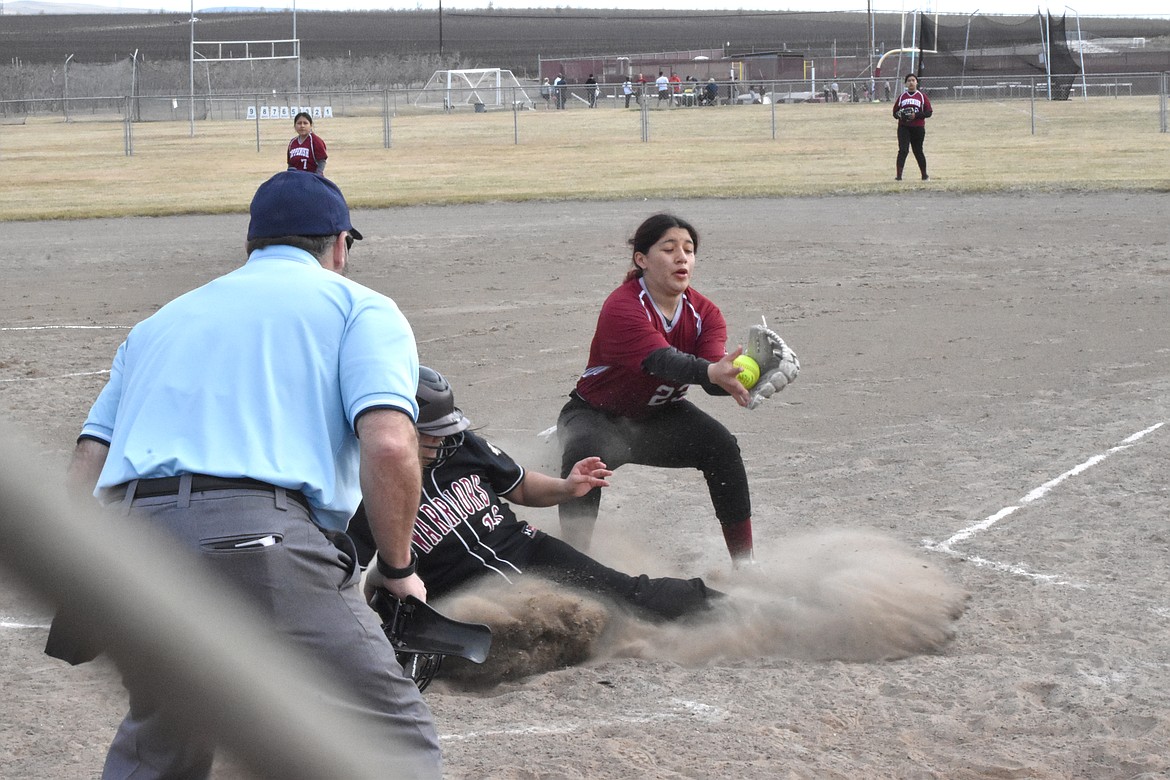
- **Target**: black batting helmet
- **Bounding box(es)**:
[416,366,470,467]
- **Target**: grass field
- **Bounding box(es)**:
[3,95,1169,221]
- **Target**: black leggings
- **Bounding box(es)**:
[897,124,927,177]
[556,394,750,550]
[521,531,719,620]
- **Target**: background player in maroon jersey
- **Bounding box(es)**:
[349,367,722,621]
[556,213,797,567]
[893,73,933,181]
[287,111,328,174]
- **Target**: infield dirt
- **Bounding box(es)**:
[2,191,1168,778]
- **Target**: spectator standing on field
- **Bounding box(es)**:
[586,74,599,108]
[623,78,635,108]
[656,71,670,103]
[554,73,567,109]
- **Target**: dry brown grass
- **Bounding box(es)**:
[3,96,1168,221]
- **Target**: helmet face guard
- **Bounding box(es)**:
[421,430,465,469]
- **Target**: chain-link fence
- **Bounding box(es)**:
[2,72,1167,150]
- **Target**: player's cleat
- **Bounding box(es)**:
[921,174,929,181]
[732,555,758,571]
[895,175,902,181]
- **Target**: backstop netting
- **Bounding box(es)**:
[922,12,1081,98]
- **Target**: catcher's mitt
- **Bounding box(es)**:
[744,323,799,410]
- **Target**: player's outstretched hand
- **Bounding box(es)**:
[565,456,613,497]
[710,347,753,407]
[745,324,800,410]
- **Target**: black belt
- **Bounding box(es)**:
[120,475,311,512]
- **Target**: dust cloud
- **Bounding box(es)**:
[435,529,968,688]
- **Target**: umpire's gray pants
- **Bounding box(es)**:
[101,486,441,779]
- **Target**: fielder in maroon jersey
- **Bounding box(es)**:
[893,73,933,181]
[287,111,328,174]
[556,213,798,567]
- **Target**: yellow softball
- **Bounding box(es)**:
[733,355,760,389]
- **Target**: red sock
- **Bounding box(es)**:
[721,518,754,561]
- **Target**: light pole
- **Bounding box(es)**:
[189,0,198,137]
[961,9,978,90]
[867,0,876,101]
[63,53,74,122]
[1066,5,1089,100]
[294,0,300,103]
[130,49,139,122]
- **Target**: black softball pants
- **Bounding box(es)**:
[522,530,720,620]
[897,124,927,178]
[556,394,751,551]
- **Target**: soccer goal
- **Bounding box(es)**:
[413,68,535,111]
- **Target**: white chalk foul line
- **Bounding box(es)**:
[0,325,124,382]
[440,698,725,742]
[0,369,110,384]
[1,618,52,630]
[0,325,131,331]
[923,421,1165,584]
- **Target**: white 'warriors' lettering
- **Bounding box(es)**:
[415,474,493,548]
[449,475,490,514]
[424,495,462,532]
[412,515,444,551]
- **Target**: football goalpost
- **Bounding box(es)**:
[413,68,535,111]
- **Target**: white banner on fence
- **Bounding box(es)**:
[246,106,334,120]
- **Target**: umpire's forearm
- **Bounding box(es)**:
[356,409,421,570]
[67,437,109,502]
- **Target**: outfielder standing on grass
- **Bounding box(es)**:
[556,213,799,567]
[287,111,328,174]
[893,73,933,181]
[54,170,441,779]
[349,366,722,621]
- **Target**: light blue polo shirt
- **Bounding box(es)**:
[81,245,419,532]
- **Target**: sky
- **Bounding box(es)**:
[25,0,1170,17]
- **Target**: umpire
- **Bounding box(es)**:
[63,170,441,778]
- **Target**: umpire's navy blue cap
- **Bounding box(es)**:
[247,170,363,242]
